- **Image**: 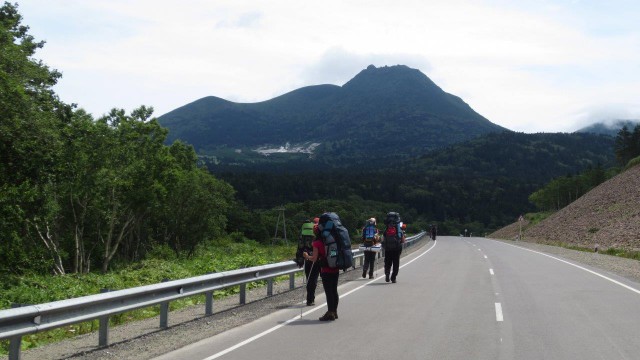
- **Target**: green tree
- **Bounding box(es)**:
[0,2,71,274]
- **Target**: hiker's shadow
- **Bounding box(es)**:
[281,318,330,325]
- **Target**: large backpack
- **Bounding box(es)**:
[383,212,402,251]
[318,212,353,270]
[362,221,377,247]
[295,221,315,266]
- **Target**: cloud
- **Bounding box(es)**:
[298,47,432,86]
[16,0,640,131]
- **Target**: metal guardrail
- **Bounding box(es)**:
[0,232,426,360]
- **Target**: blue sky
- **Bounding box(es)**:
[16,0,640,132]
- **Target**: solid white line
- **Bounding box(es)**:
[495,303,504,322]
[201,241,438,360]
[489,269,494,275]
[493,240,640,296]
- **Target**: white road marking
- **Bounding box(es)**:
[201,241,439,360]
[495,240,640,296]
[495,303,504,322]
[484,255,488,259]
[490,269,494,275]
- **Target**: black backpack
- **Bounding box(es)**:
[383,212,402,250]
[318,212,353,270]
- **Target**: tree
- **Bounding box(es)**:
[0,2,71,274]
[615,125,640,166]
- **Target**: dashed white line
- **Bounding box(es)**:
[489,269,494,275]
[484,255,488,259]
[495,303,504,322]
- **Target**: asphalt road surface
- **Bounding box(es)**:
[153,237,640,360]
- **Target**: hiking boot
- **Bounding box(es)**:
[362,271,366,278]
[391,278,397,283]
[319,311,336,321]
[385,274,390,282]
[369,274,373,279]
[306,301,314,306]
[333,311,338,319]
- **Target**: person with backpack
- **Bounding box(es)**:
[361,217,379,279]
[303,212,352,321]
[303,224,340,321]
[382,212,406,283]
[296,218,321,306]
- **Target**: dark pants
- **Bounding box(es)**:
[363,251,376,275]
[384,249,401,280]
[304,260,320,303]
[321,272,339,312]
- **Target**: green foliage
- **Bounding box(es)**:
[528,164,614,211]
[0,240,295,354]
[0,1,71,275]
[625,155,640,170]
[0,4,237,276]
[525,212,553,226]
[218,132,614,235]
[614,124,640,166]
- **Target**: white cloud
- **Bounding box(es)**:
[16,0,640,131]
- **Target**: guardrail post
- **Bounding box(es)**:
[160,279,169,328]
[99,289,110,347]
[239,284,246,305]
[9,303,25,360]
[267,278,273,296]
[289,273,295,290]
[9,335,21,360]
[205,291,214,316]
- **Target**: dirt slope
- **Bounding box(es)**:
[490,164,640,251]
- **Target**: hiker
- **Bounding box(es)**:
[303,222,340,321]
[382,212,406,283]
[361,217,379,279]
[431,224,437,240]
[296,218,321,306]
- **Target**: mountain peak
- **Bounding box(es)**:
[342,64,440,94]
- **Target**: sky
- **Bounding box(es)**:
[16,0,640,133]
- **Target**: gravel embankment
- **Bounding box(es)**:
[19,238,430,360]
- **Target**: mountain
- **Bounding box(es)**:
[489,163,640,251]
[158,65,506,165]
[576,119,640,136]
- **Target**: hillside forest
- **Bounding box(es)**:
[2,1,640,285]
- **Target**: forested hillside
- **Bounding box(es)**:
[218,131,616,236]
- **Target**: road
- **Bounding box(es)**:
[153,237,640,360]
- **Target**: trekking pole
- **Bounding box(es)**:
[301,261,316,318]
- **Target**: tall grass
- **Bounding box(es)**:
[0,237,296,355]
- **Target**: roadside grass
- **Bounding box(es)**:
[524,211,554,226]
[0,237,297,355]
[535,241,640,262]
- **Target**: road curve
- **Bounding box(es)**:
[153,237,640,360]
